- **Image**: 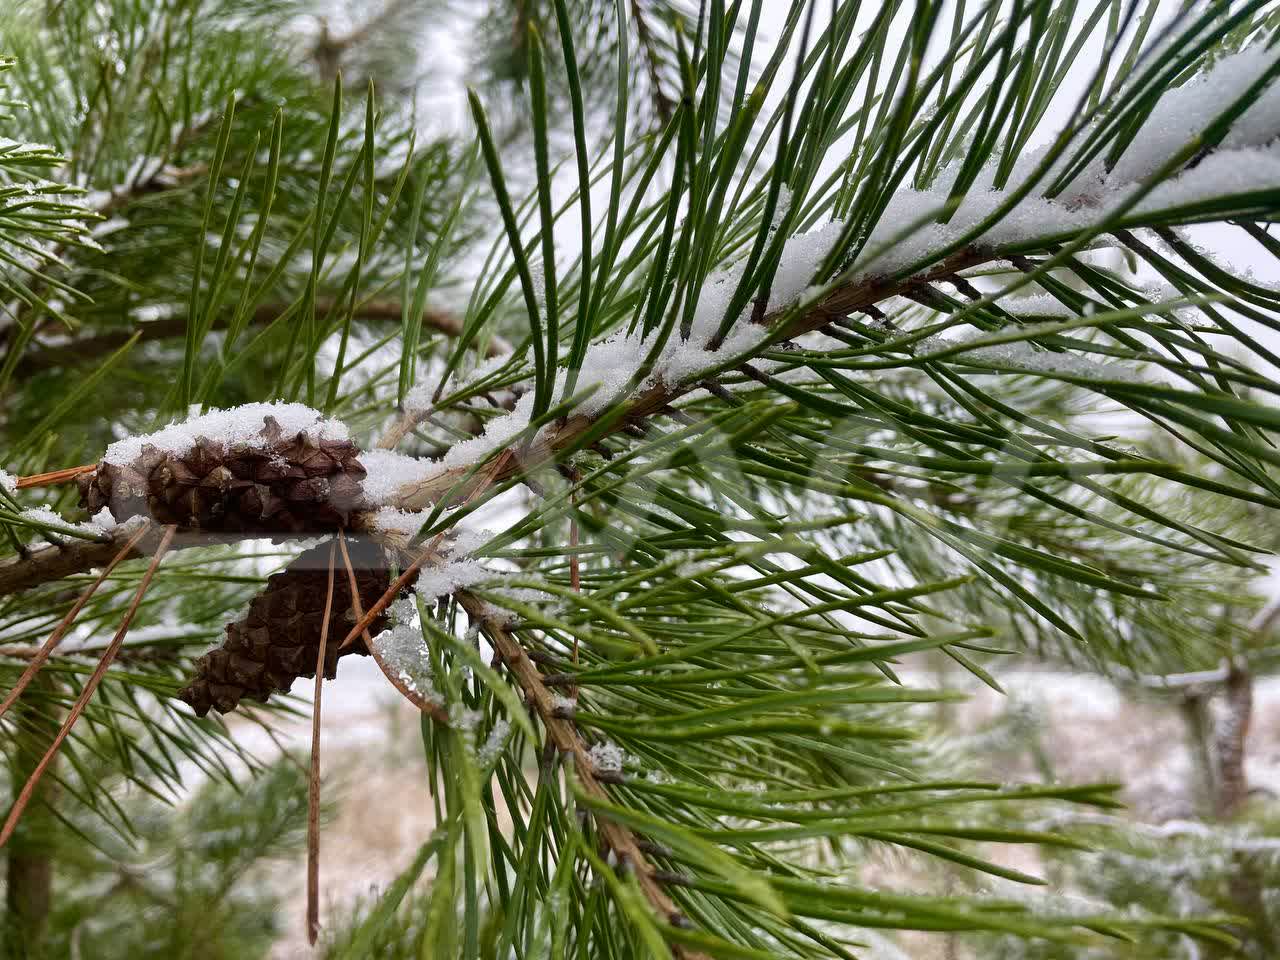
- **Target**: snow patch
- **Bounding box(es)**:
[16,504,121,538]
[368,506,426,539]
[103,403,348,466]
[371,602,444,707]
[587,739,624,774]
[919,332,1143,383]
[850,46,1280,282]
[357,448,438,505]
[413,558,496,600]
[477,719,511,765]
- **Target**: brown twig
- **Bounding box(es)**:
[0,524,176,849]
[335,533,375,654]
[335,543,440,652]
[311,0,417,83]
[566,469,581,695]
[14,465,98,490]
[307,541,337,947]
[631,0,677,126]
[0,535,149,598]
[570,513,580,679]
[0,522,153,723]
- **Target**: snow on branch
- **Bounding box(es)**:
[408,46,1280,487]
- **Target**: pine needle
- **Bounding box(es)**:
[0,523,176,849]
[0,521,153,723]
[307,539,337,947]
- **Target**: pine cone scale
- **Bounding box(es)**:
[78,415,367,536]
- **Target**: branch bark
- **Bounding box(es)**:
[1214,658,1253,819]
[4,672,59,956]
[0,535,149,598]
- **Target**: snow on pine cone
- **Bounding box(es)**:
[178,538,391,716]
[78,414,366,535]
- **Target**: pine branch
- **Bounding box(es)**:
[0,248,980,606]
[14,297,505,375]
[381,248,985,512]
[456,589,711,960]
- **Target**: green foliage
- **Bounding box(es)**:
[2,0,1280,957]
[1,0,479,460]
[1,755,309,960]
[0,55,95,315]
[979,811,1280,960]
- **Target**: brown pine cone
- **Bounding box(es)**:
[78,415,366,535]
[178,538,391,717]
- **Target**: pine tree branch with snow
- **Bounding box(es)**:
[4,1,1280,957]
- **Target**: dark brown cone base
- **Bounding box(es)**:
[78,416,366,536]
[178,538,391,717]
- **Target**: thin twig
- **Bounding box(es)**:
[14,464,97,490]
[567,470,581,696]
[0,524,176,849]
[375,380,520,453]
[569,514,580,655]
[307,541,337,947]
[0,521,153,722]
[335,533,374,654]
[335,544,439,653]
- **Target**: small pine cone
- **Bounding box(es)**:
[178,538,391,717]
[78,416,367,535]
